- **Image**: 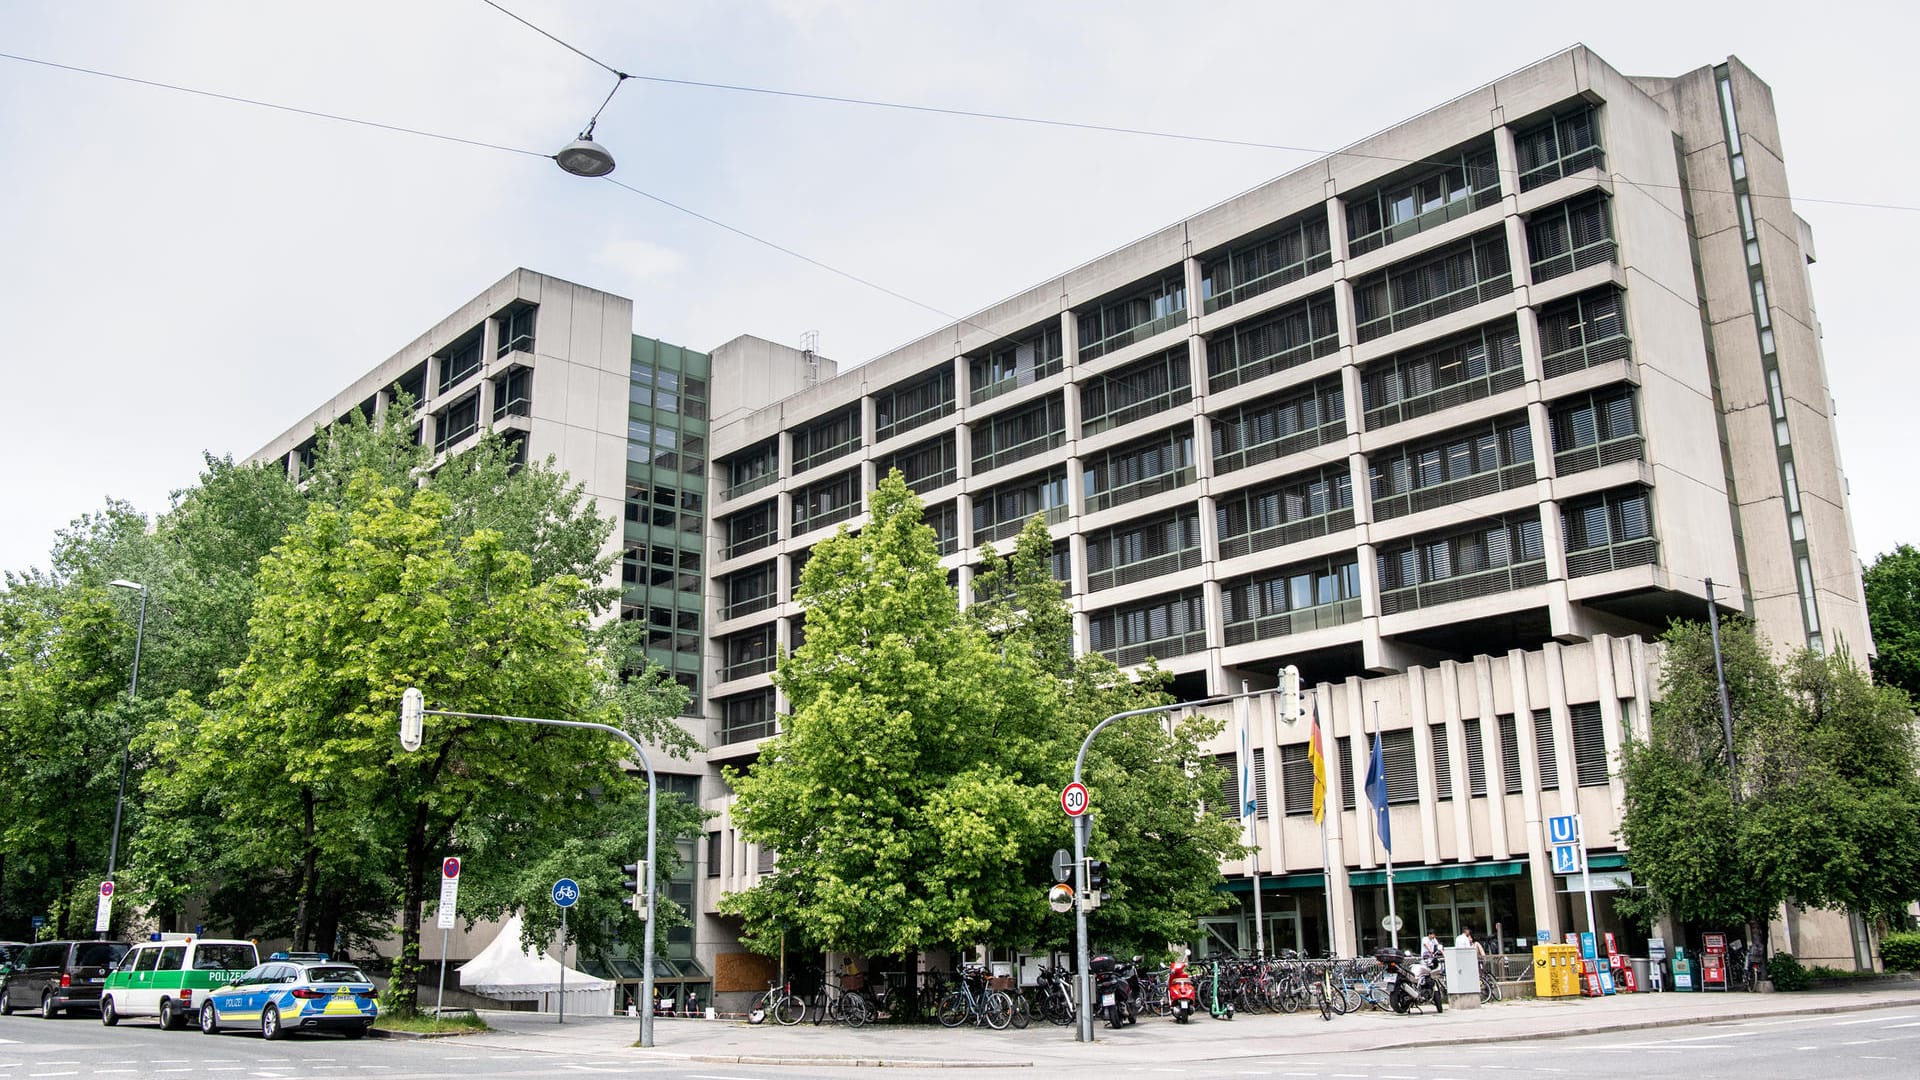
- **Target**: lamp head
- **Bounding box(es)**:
[555,138,616,178]
[108,579,144,592]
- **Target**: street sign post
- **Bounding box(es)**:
[1051,848,1074,884]
[1381,914,1404,933]
[1548,814,1597,946]
[435,857,462,1016]
[94,880,114,934]
[1060,782,1089,817]
[553,877,579,1024]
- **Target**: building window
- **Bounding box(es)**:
[1084,509,1202,592]
[723,562,778,619]
[1081,344,1193,436]
[1549,387,1641,475]
[972,468,1069,546]
[1210,378,1346,475]
[706,831,723,878]
[968,321,1063,405]
[1215,465,1354,561]
[923,500,960,556]
[874,367,955,442]
[1346,138,1501,257]
[493,365,532,420]
[1538,288,1630,380]
[1082,427,1195,513]
[1570,702,1609,787]
[724,440,779,499]
[1220,556,1362,645]
[1200,208,1332,314]
[1462,717,1488,796]
[1527,192,1617,282]
[972,393,1066,474]
[877,433,958,495]
[1280,742,1315,816]
[1375,512,1547,615]
[434,390,480,452]
[1379,729,1419,804]
[1205,291,1339,393]
[720,690,777,745]
[498,303,536,357]
[1338,736,1354,812]
[1497,715,1523,795]
[1085,588,1205,667]
[791,407,860,476]
[1077,267,1188,361]
[720,625,777,681]
[1368,414,1534,521]
[1213,749,1266,819]
[1360,320,1523,430]
[1352,230,1512,343]
[1514,105,1603,191]
[391,362,427,408]
[1533,709,1559,791]
[790,470,861,535]
[1431,724,1453,800]
[724,501,777,558]
[1561,487,1656,577]
[438,335,483,395]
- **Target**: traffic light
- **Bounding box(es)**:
[621,860,648,911]
[1281,665,1303,724]
[1086,859,1109,894]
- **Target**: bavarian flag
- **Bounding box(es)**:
[1307,697,1327,824]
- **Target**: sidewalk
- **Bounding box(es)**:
[469,984,1920,1069]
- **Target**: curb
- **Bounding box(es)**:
[689,1054,1030,1069]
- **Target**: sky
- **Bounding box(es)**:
[2,0,1916,576]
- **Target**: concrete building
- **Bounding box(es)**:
[252,46,1881,1003]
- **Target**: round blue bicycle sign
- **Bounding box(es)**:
[552,878,580,908]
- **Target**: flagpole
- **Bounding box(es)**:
[1373,702,1399,952]
[1312,695,1335,958]
[1240,684,1265,958]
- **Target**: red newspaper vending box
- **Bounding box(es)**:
[1702,933,1728,990]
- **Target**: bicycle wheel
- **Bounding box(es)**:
[936,992,967,1028]
[983,990,1013,1030]
[1007,991,1031,1029]
[1045,987,1075,1025]
[843,994,870,1029]
[774,994,806,1026]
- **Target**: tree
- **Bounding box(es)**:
[1865,544,1920,700]
[1618,619,1920,948]
[721,473,1238,960]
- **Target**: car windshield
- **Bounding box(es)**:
[304,965,371,984]
[194,944,256,971]
[73,942,129,967]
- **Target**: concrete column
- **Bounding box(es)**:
[1343,678,1376,868]
[1439,661,1474,860]
[1319,684,1356,957]
[1510,651,1557,940]
[1472,656,1511,860]
[1409,666,1440,866]
[1591,634,1631,809]
[1543,643,1580,807]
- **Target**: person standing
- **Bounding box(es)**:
[1421,930,1445,968]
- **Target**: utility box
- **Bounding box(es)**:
[1532,943,1580,998]
[1442,945,1481,1009]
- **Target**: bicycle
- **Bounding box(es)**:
[937,964,1013,1029]
[808,977,872,1028]
[748,977,806,1026]
[1032,963,1076,1026]
[1478,958,1503,1003]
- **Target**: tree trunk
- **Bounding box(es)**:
[314,889,343,963]
[386,802,430,1016]
[56,833,77,939]
[295,788,317,952]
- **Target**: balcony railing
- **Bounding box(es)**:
[876,397,954,443]
[725,471,779,500]
[1208,327,1339,394]
[1531,235,1617,283]
[1519,145,1605,193]
[1542,332,1632,381]
[1365,365,1524,430]
[1566,537,1658,578]
[1372,462,1536,521]
[492,395,531,421]
[1203,250,1332,314]
[1080,308,1187,362]
[721,592,777,620]
[720,716,777,745]
[1082,383,1192,436]
[1379,559,1548,615]
[976,503,1068,546]
[1357,276,1512,344]
[791,435,860,476]
[1086,547,1202,592]
[1099,629,1208,668]
[1348,187,1501,258]
[973,428,1064,474]
[1085,465,1196,514]
[970,355,1064,405]
[1553,434,1643,476]
[1223,597,1361,646]
[725,532,777,559]
[1218,507,1354,562]
[792,500,860,536]
[720,654,777,682]
[1213,419,1345,475]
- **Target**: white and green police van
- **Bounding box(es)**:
[101,935,258,1029]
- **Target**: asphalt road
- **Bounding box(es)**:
[4,1004,1920,1079]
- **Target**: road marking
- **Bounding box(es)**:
[1886,1021,1920,1028]
[1839,1039,1876,1045]
[1836,1014,1912,1025]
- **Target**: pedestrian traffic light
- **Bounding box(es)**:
[621,860,647,909]
[1086,859,1109,893]
[1281,665,1303,723]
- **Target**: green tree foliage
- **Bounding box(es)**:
[1864,544,1920,700]
[1618,619,1920,943]
[721,474,1237,959]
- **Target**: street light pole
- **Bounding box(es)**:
[398,690,661,1047]
[1072,688,1269,1043]
[104,579,147,936]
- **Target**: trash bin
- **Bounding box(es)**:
[1630,958,1650,991]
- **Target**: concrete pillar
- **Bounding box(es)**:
[1410,667,1440,866]
[1472,656,1511,860]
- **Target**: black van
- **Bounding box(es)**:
[0,940,132,1017]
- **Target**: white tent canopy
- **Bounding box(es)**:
[456,913,614,1015]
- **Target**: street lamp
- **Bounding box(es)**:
[104,579,147,935]
[398,688,661,1047]
[554,134,616,177]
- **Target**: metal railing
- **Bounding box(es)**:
[1542,331,1632,380]
[1365,365,1524,429]
[1085,547,1202,593]
[1378,559,1548,615]
[1372,462,1536,521]
[1553,434,1643,476]
[1357,275,1512,343]
[1566,537,1657,578]
[1085,465,1195,514]
[1218,507,1354,561]
[1079,308,1187,362]
[1223,597,1361,645]
[1213,420,1344,475]
[1099,629,1208,667]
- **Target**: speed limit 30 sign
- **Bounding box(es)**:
[1060,781,1090,817]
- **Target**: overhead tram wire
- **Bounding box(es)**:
[474,2,1920,217]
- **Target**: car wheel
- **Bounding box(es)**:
[40,992,60,1019]
[261,1004,284,1041]
[198,1002,220,1035]
[159,997,177,1030]
[101,996,119,1026]
[0,990,12,1017]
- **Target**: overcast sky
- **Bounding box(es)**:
[3,0,1915,578]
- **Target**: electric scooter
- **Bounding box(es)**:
[1207,956,1235,1020]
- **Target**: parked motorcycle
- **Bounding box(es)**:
[1375,947,1446,1014]
[1167,956,1197,1023]
[1090,953,1141,1028]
